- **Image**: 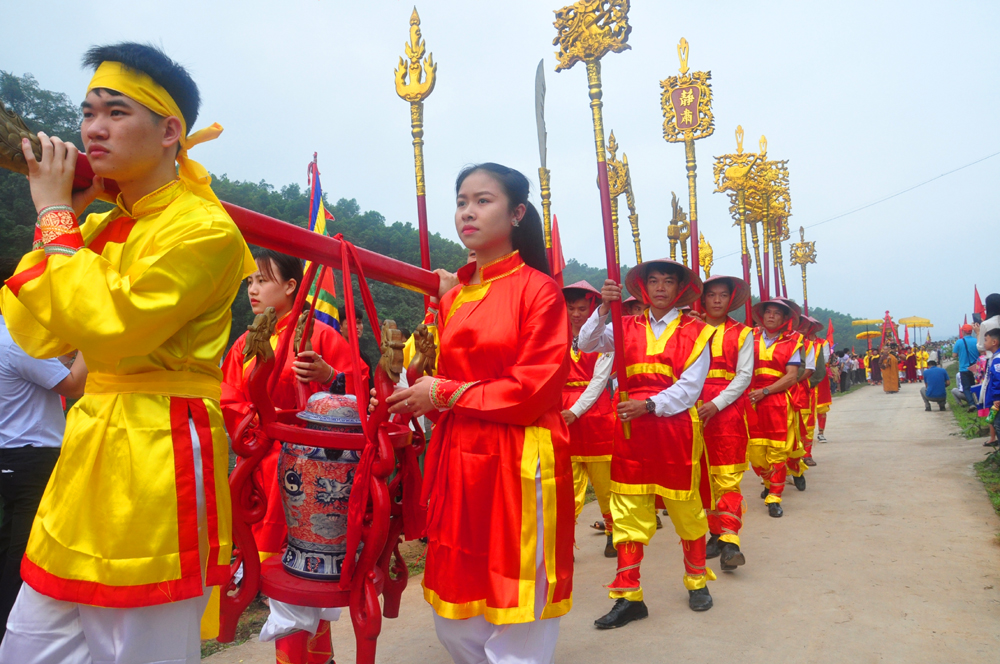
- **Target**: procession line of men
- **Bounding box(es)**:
[560,259,833,629]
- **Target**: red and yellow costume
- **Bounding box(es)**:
[221,314,360,558]
[421,251,575,624]
[748,303,804,505]
[815,338,833,434]
[582,260,715,601]
[702,317,752,546]
[786,334,816,479]
[561,281,615,535]
[0,177,254,606]
[564,347,615,532]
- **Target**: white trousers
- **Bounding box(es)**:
[258,601,342,642]
[0,419,211,664]
[432,464,560,664]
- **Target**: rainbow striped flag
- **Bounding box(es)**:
[306,156,340,330]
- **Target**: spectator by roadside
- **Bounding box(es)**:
[0,270,89,639]
[920,360,949,412]
[954,326,980,410]
[976,293,1000,361]
[981,328,1000,446]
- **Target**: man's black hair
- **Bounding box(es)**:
[82,42,200,130]
[928,360,938,366]
[986,328,1000,342]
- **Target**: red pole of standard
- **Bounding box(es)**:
[586,61,631,437]
[763,242,771,301]
[741,253,753,325]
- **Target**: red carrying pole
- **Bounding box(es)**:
[741,253,753,325]
[586,61,631,437]
[224,203,439,296]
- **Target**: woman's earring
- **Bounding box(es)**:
[512,217,521,228]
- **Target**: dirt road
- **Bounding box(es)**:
[207,383,1000,663]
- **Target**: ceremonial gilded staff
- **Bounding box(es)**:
[789,225,817,315]
[395,7,437,305]
[738,151,790,300]
[714,126,763,324]
[667,192,691,266]
[698,232,713,278]
[605,131,640,263]
[535,59,553,250]
[661,38,714,278]
[553,0,633,434]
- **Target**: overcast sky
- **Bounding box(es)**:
[8,0,1000,339]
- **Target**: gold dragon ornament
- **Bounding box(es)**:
[243,307,278,366]
[698,232,713,278]
[378,320,406,385]
[407,323,437,379]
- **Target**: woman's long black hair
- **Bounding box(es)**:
[986,293,1000,320]
[455,163,551,276]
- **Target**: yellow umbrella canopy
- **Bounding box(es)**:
[898,316,931,326]
[852,319,883,326]
[856,330,881,340]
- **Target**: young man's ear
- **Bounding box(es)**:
[162,116,184,151]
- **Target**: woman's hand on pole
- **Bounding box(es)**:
[386,375,436,417]
[434,269,459,300]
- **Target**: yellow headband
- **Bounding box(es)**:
[87,61,223,207]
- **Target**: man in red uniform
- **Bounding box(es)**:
[561,281,617,557]
[579,259,714,628]
[786,315,818,490]
[797,316,825,468]
[697,276,753,572]
[747,298,803,519]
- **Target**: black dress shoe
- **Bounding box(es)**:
[793,475,806,491]
[604,534,616,558]
[688,587,713,611]
[705,533,721,559]
[595,598,648,629]
[719,542,745,571]
[924,406,932,411]
[803,457,817,467]
[768,502,783,518]
[760,486,769,499]
[655,515,663,529]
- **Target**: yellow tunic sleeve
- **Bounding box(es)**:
[3,221,246,364]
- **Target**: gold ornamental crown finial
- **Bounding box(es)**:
[759,135,767,156]
[735,125,744,154]
[552,0,632,72]
[395,6,437,102]
[677,37,690,75]
[799,225,805,242]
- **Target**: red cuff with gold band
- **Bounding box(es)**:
[430,378,477,410]
[37,206,84,257]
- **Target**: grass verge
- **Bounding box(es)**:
[945,361,989,439]
[974,450,1000,521]
[832,381,866,398]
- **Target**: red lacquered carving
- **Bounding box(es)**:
[217,235,428,664]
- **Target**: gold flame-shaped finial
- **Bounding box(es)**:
[395,6,437,102]
[799,225,805,242]
[735,125,744,154]
[678,38,690,75]
[759,135,767,156]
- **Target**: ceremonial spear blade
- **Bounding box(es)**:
[535,59,554,251]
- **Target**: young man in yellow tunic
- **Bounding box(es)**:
[580,260,714,628]
[0,43,254,663]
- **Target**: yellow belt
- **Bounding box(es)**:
[566,381,590,387]
[86,371,222,401]
[706,369,736,380]
[754,368,783,377]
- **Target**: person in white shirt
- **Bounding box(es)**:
[580,259,714,628]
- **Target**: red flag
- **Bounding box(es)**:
[827,318,835,348]
[975,286,986,316]
[852,345,856,354]
[964,314,969,326]
[904,325,909,345]
[549,214,566,288]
